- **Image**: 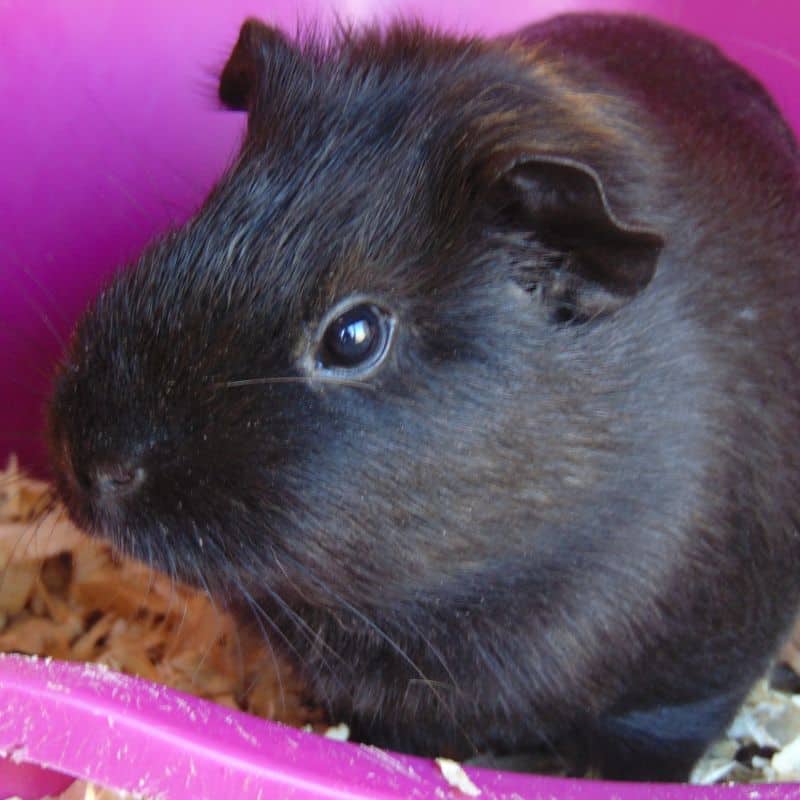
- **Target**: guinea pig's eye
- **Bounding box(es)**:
[317,302,394,374]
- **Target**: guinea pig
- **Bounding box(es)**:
[46,12,800,782]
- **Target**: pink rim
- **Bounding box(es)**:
[0,654,797,799]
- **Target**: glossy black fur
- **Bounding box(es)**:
[48,13,800,781]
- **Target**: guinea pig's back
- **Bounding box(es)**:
[519,13,800,356]
[518,13,798,171]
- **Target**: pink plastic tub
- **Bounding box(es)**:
[1,1,799,797]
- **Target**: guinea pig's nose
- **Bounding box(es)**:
[93,464,146,499]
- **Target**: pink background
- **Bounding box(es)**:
[2,0,798,473]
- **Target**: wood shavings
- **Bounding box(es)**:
[436,757,482,797]
[772,735,800,779]
[692,664,800,784]
[53,782,135,800]
[1,780,135,799]
[323,722,351,741]
[0,455,52,523]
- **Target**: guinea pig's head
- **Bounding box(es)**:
[48,20,662,612]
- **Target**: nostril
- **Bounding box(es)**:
[94,465,146,498]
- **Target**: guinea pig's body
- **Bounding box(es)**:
[48,13,800,781]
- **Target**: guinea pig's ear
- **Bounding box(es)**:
[218,19,296,111]
[500,153,663,320]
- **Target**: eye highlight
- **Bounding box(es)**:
[316,301,395,375]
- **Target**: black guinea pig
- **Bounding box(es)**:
[47,12,800,782]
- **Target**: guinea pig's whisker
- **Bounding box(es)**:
[0,511,53,603]
[171,579,192,657]
[103,166,186,221]
[270,548,317,607]
[9,283,67,354]
[17,514,48,560]
[253,582,343,706]
[231,612,247,689]
[723,36,800,71]
[19,265,70,328]
[404,616,459,691]
[231,582,289,710]
[231,568,340,709]
[190,555,240,684]
[217,376,376,391]
[243,556,350,694]
[2,247,69,346]
[266,548,350,664]
[0,528,30,599]
[197,536,296,708]
[341,602,446,706]
[153,548,181,631]
[39,505,67,559]
[82,89,204,206]
[190,570,227,684]
[0,473,37,490]
[137,535,159,606]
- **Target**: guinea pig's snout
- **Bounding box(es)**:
[92,463,146,501]
[53,429,147,523]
